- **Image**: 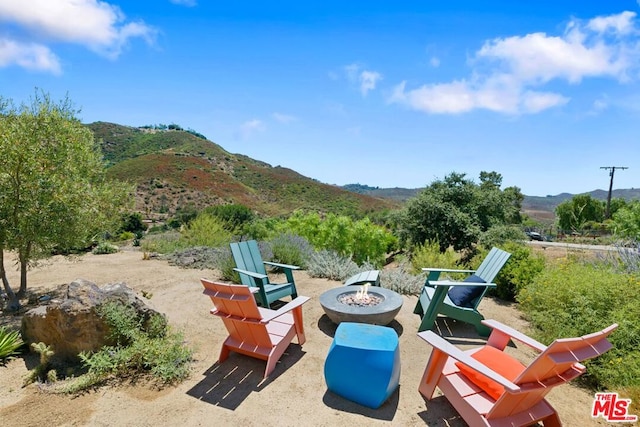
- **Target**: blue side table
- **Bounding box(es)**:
[324,322,400,409]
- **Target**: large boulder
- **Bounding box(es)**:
[21,279,163,362]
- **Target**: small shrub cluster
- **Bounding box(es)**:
[307,250,360,281]
[92,241,119,255]
[284,211,396,267]
[410,242,460,275]
[63,301,192,392]
[518,261,640,395]
[481,242,546,301]
[180,214,232,248]
[268,233,313,268]
[596,241,640,273]
[141,215,232,255]
[380,265,425,295]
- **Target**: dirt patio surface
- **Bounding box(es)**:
[0,250,618,426]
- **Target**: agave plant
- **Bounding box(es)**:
[0,326,24,361]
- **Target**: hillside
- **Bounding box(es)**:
[88,122,397,219]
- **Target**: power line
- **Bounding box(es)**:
[600,166,628,219]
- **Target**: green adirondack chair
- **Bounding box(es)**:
[230,240,299,308]
[413,247,511,336]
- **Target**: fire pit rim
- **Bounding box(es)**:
[319,286,403,325]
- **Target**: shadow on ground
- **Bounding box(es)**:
[417,395,467,426]
[322,385,400,421]
[186,345,306,410]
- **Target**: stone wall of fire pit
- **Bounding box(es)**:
[319,286,403,326]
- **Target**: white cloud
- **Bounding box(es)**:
[429,56,441,67]
[170,0,197,6]
[390,10,640,115]
[272,113,297,124]
[359,70,382,96]
[239,119,266,139]
[0,0,156,72]
[587,10,636,35]
[389,78,569,114]
[344,63,383,96]
[0,38,61,74]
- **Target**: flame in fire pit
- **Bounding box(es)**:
[355,283,370,302]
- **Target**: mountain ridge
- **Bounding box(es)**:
[88,122,398,219]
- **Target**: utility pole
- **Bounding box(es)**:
[600,166,628,219]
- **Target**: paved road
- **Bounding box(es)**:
[527,240,628,252]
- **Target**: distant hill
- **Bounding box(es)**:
[88,122,397,220]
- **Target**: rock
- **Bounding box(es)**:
[21,279,164,362]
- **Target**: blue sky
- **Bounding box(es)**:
[2,1,640,196]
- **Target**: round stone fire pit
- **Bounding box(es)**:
[319,286,403,325]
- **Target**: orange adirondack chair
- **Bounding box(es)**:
[418,319,617,426]
[201,278,310,378]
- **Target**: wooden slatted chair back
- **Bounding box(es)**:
[488,324,617,420]
[201,279,272,347]
[474,247,512,283]
[230,240,268,286]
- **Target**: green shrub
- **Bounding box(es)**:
[307,250,359,281]
[119,231,135,241]
[140,231,182,253]
[410,242,461,275]
[269,233,313,268]
[140,215,232,255]
[62,301,192,392]
[284,211,396,267]
[0,326,24,361]
[380,265,425,295]
[518,261,640,393]
[92,241,119,255]
[181,213,232,248]
[203,204,255,233]
[484,242,545,301]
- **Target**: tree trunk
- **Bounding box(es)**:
[17,242,30,298]
[0,249,20,311]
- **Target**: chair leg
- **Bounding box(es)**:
[292,305,306,345]
[219,343,231,363]
[541,412,562,427]
[264,355,279,379]
[418,347,448,400]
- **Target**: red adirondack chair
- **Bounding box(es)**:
[418,319,617,426]
[201,278,310,378]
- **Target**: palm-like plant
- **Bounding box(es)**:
[0,326,24,361]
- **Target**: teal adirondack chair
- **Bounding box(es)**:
[413,247,511,336]
[230,240,299,308]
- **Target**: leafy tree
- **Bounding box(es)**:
[119,212,147,235]
[609,200,640,240]
[203,204,255,234]
[0,92,132,310]
[393,172,523,252]
[555,194,605,233]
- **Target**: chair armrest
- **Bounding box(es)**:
[233,268,268,281]
[263,261,300,270]
[261,296,310,323]
[482,319,547,352]
[422,268,476,274]
[418,330,520,393]
[429,280,496,288]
